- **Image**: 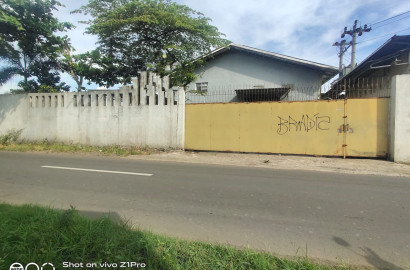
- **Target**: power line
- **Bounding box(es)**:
[357,26,410,44]
[371,14,410,29]
[371,10,410,25]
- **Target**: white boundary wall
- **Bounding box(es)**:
[0,72,185,148]
[389,74,410,163]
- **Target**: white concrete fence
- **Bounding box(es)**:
[0,74,409,162]
[0,72,185,148]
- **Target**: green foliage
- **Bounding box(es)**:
[73,0,230,87]
[0,204,355,270]
[0,66,20,84]
[0,0,73,92]
[61,49,115,92]
[38,85,60,93]
[170,59,206,87]
[9,88,25,94]
[0,129,22,145]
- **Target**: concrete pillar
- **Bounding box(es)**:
[139,71,147,105]
[389,74,410,163]
[177,87,185,149]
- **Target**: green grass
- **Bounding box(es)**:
[0,130,156,156]
[0,204,358,270]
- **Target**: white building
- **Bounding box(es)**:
[187,43,338,103]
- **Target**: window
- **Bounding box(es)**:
[196,82,208,92]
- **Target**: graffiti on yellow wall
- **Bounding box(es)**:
[276,114,331,135]
[185,98,389,157]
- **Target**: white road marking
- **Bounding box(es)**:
[41,166,153,176]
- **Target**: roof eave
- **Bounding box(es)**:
[203,43,338,79]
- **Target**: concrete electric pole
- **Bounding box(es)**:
[341,20,371,69]
[333,40,352,77]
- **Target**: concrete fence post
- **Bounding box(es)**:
[168,89,174,105]
[139,71,147,105]
[177,87,185,149]
[389,74,410,162]
[157,83,164,106]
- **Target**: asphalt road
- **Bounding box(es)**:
[0,152,409,269]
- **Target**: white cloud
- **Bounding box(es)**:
[2,0,409,94]
[176,0,363,63]
[0,76,20,94]
[176,0,410,67]
[54,1,99,53]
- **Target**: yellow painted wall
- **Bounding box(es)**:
[185,98,389,157]
[346,98,389,157]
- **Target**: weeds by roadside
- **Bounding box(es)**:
[0,130,160,156]
[0,129,22,145]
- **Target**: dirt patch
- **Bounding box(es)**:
[127,150,410,177]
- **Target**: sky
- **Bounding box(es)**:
[1,0,410,94]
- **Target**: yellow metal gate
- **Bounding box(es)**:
[185,98,389,157]
[343,98,389,158]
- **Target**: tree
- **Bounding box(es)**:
[74,0,229,87]
[61,48,126,91]
[62,48,95,92]
[0,0,73,92]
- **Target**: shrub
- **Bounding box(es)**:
[0,129,22,145]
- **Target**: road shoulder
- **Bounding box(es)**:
[126,150,410,177]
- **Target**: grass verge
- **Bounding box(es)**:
[0,130,157,156]
[0,204,357,270]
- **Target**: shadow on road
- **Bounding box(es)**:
[332,236,405,270]
[332,236,351,247]
[360,247,405,270]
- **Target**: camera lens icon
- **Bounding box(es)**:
[9,263,24,270]
[9,262,55,270]
[41,263,55,270]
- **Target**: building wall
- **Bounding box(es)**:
[0,73,185,148]
[389,74,410,162]
[187,50,325,102]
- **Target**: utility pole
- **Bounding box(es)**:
[333,40,352,77]
[341,20,371,69]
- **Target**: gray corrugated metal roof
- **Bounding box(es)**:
[207,43,338,77]
[333,35,410,83]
